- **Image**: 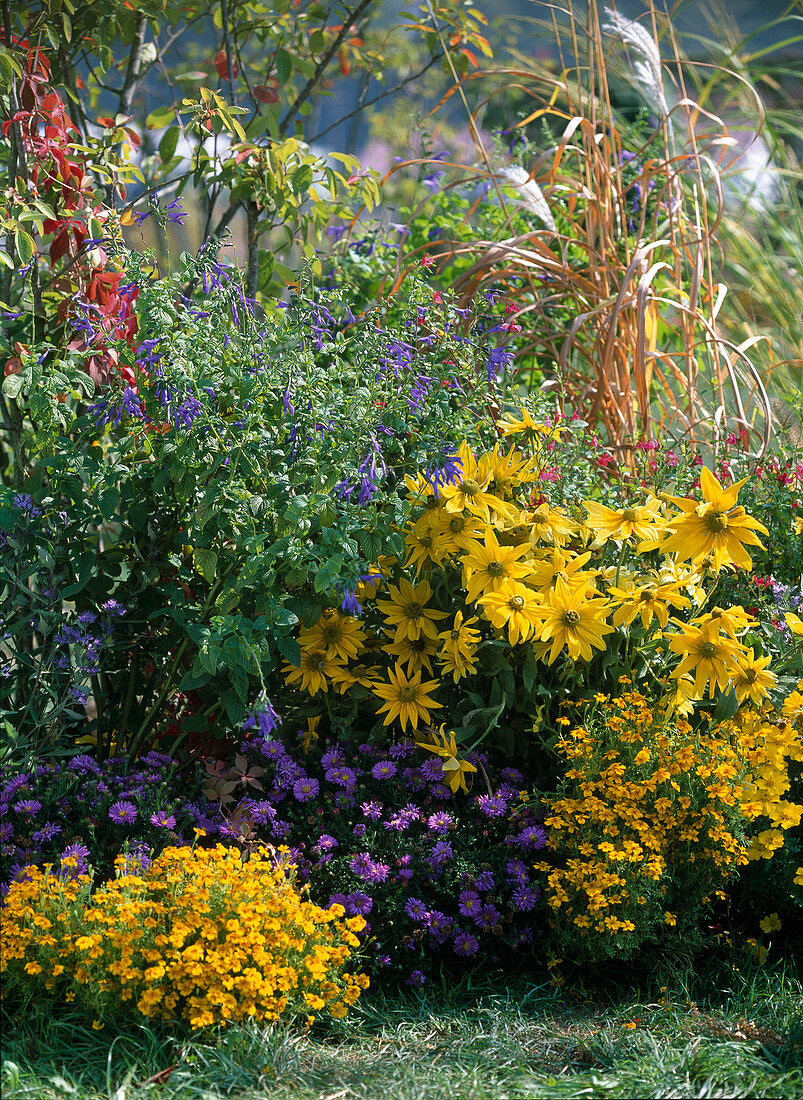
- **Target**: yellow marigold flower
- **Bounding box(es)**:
[759,913,781,933]
[582,497,664,544]
[382,632,438,674]
[663,912,677,926]
[283,649,344,696]
[480,580,543,644]
[794,866,803,886]
[375,577,447,643]
[461,527,532,604]
[536,576,614,664]
[415,726,477,793]
[666,619,744,699]
[298,610,365,662]
[660,467,768,570]
[731,650,777,707]
[372,665,442,731]
[439,442,506,520]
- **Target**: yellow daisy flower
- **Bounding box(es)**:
[372,665,442,731]
[480,580,543,644]
[439,442,506,521]
[436,509,487,555]
[437,611,481,682]
[582,497,664,544]
[528,548,595,597]
[660,467,768,570]
[536,576,614,664]
[329,663,381,695]
[404,519,448,576]
[486,443,538,498]
[415,726,477,793]
[283,650,345,696]
[666,620,745,698]
[375,577,447,643]
[298,610,365,662]
[382,632,438,674]
[461,527,532,604]
[527,501,578,548]
[731,650,777,707]
[608,576,690,630]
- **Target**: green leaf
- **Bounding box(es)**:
[145,106,176,129]
[274,633,301,666]
[158,126,180,162]
[193,547,219,583]
[292,165,314,193]
[2,374,23,399]
[98,486,120,521]
[14,229,35,264]
[313,554,343,593]
[276,47,292,84]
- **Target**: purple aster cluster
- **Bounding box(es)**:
[0,751,191,895]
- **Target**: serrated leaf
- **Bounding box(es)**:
[193,547,219,583]
[98,485,120,521]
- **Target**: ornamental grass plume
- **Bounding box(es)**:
[0,845,368,1030]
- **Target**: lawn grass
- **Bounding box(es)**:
[2,950,801,1099]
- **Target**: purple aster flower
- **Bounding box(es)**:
[260,739,287,761]
[427,811,453,834]
[405,897,429,922]
[320,746,346,769]
[477,794,508,818]
[293,777,319,802]
[506,859,529,885]
[109,801,138,824]
[500,767,524,784]
[13,800,41,816]
[387,739,415,759]
[426,910,451,943]
[325,766,357,789]
[150,810,177,829]
[474,870,495,891]
[371,760,397,780]
[407,970,426,987]
[513,886,540,911]
[514,826,547,851]
[419,757,445,782]
[68,754,101,775]
[430,841,453,866]
[346,891,373,916]
[453,931,479,957]
[315,834,338,853]
[474,903,501,930]
[459,890,482,917]
[353,823,366,838]
[361,801,383,820]
[328,892,349,910]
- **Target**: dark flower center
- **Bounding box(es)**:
[622,508,638,522]
[509,595,525,611]
[704,510,727,534]
[562,610,580,626]
[404,601,423,620]
[449,516,466,533]
[461,478,481,496]
[399,686,417,703]
[700,641,717,659]
[487,561,505,577]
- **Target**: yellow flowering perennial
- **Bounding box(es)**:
[0,845,368,1030]
[538,688,803,950]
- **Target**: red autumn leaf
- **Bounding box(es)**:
[253,83,279,104]
[214,49,239,80]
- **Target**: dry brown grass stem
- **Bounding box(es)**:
[383,0,776,463]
